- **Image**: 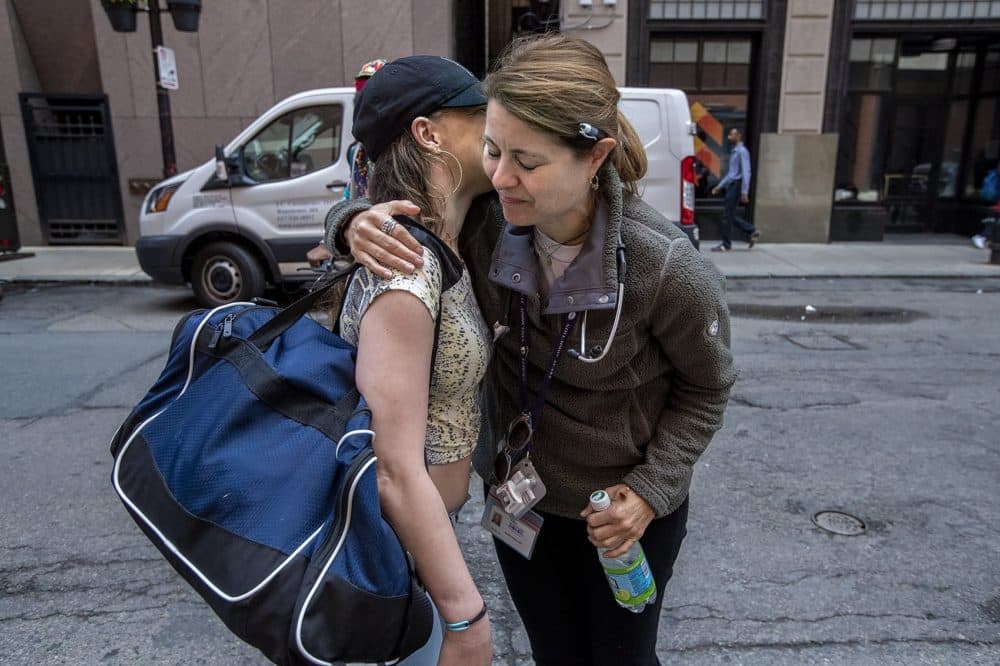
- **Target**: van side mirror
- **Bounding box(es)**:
[214,145,229,182]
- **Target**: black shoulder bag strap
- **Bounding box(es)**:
[250,215,462,371]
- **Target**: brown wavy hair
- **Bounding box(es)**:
[322,108,472,318]
[366,108,478,235]
[485,34,647,194]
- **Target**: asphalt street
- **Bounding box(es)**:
[0,279,998,665]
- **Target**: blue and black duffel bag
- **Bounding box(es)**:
[110,220,460,664]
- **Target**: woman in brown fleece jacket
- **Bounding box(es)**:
[325,34,736,666]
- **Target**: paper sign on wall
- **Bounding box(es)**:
[155,46,179,90]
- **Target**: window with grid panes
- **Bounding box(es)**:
[854,1,1000,20]
[650,36,753,198]
[649,1,764,20]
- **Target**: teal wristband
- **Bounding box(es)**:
[443,604,488,632]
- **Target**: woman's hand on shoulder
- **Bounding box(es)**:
[347,200,425,279]
[580,483,655,558]
[439,615,492,666]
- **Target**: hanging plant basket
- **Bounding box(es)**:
[101,0,138,33]
[167,0,201,32]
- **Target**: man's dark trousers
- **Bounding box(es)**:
[721,181,756,248]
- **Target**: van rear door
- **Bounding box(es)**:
[228,98,352,276]
[620,88,697,223]
[621,90,678,223]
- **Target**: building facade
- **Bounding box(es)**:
[1,0,454,246]
[621,0,1000,241]
[1,0,998,247]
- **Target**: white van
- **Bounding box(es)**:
[137,87,697,306]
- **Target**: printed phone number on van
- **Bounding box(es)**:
[275,200,327,228]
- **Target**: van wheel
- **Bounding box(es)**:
[191,242,266,307]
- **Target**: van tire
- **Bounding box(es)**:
[191,242,266,307]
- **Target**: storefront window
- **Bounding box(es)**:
[837,38,1000,207]
[649,1,764,20]
[896,51,950,96]
[965,98,1000,200]
[952,52,977,95]
[650,36,753,197]
[962,46,999,200]
[941,100,968,197]
[836,95,889,202]
[849,38,896,90]
[982,49,1000,94]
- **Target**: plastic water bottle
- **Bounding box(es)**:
[589,490,657,613]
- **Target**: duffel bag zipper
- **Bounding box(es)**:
[208,313,236,349]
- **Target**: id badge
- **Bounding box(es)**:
[494,457,547,520]
[482,488,543,560]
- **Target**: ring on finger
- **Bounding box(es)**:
[380,217,397,236]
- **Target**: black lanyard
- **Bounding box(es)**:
[517,294,577,432]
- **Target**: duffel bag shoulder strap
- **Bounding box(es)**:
[249,216,461,355]
[331,215,462,369]
[395,216,462,370]
[247,264,354,352]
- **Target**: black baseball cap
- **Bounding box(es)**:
[352,55,486,162]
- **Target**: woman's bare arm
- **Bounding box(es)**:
[355,290,491,664]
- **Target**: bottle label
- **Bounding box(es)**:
[602,551,655,606]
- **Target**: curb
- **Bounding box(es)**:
[0,276,153,285]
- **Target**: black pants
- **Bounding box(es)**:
[493,493,689,666]
[721,182,756,248]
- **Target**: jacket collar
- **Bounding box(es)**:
[488,165,623,315]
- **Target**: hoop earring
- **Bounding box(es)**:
[438,149,464,198]
[590,174,599,191]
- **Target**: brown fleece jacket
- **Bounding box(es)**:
[325,166,736,519]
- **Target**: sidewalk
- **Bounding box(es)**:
[0,237,997,284]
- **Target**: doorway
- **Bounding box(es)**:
[19,94,125,244]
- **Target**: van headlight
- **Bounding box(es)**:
[145,182,183,213]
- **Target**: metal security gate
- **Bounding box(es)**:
[19,94,125,244]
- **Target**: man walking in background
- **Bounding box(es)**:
[711,127,760,252]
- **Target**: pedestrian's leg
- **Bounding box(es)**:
[584,498,690,666]
[492,505,593,666]
[720,187,736,249]
[734,206,756,237]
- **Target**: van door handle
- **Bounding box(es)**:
[326,179,348,190]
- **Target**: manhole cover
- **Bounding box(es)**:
[812,510,866,536]
[782,332,865,350]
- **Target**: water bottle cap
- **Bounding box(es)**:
[589,490,611,511]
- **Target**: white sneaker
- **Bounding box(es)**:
[972,234,987,249]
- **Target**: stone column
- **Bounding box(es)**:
[756,0,837,242]
[0,0,42,245]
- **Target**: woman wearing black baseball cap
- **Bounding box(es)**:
[332,55,494,665]
[329,36,735,665]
